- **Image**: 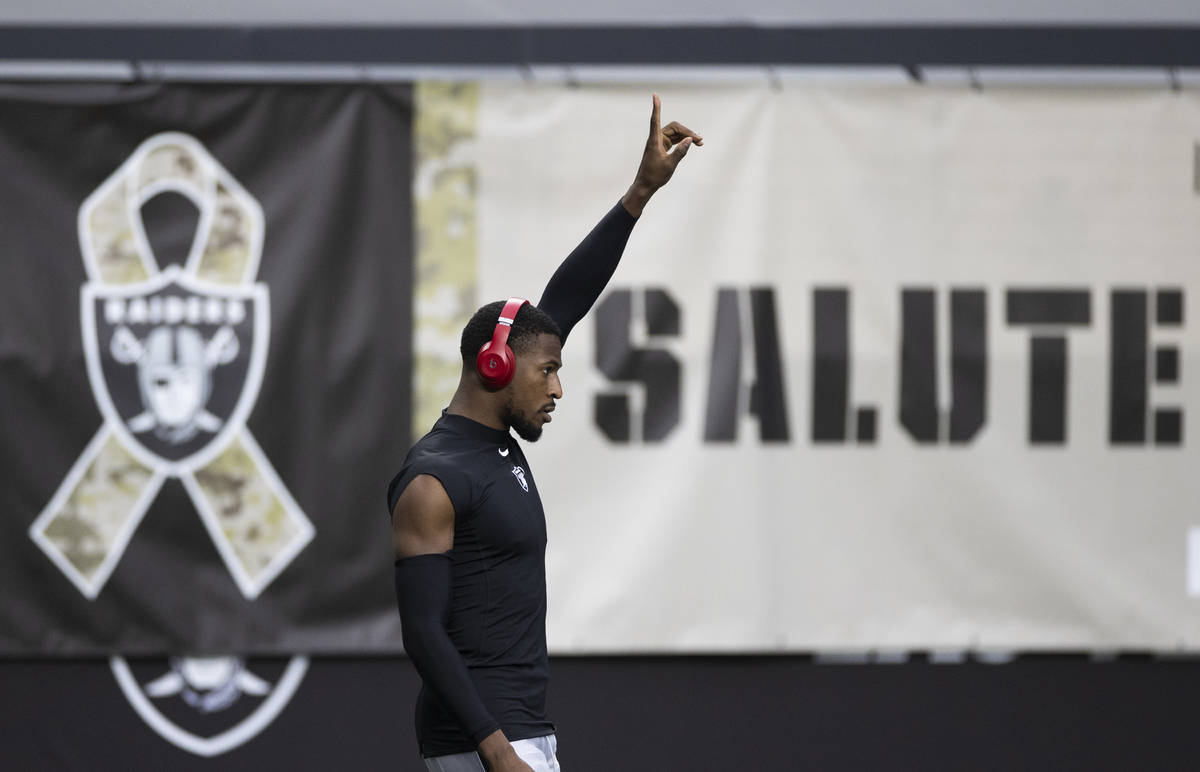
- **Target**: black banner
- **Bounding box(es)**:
[0,83,413,655]
[2,656,1199,769]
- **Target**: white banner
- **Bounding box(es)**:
[463,84,1200,651]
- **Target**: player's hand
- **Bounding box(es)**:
[487,759,534,772]
[478,731,535,771]
[622,93,703,216]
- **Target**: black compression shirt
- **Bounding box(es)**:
[388,201,637,757]
[389,415,551,756]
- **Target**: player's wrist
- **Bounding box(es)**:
[622,180,656,217]
[477,729,517,764]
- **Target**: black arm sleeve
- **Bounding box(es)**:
[395,554,500,745]
[537,200,638,344]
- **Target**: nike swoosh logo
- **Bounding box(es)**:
[498,448,509,457]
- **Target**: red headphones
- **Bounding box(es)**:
[476,297,530,389]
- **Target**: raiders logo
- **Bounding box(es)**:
[111,654,309,757]
[511,465,529,492]
[82,266,268,471]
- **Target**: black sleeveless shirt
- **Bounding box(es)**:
[388,413,552,755]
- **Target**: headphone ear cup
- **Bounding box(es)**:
[476,342,515,389]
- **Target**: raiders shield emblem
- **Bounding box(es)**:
[111,654,309,757]
[82,266,268,473]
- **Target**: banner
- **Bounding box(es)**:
[6,80,1200,666]
[0,83,413,656]
[449,84,1200,651]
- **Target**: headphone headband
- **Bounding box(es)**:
[490,297,528,351]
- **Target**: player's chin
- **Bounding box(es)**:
[512,414,544,442]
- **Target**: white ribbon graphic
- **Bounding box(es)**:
[30,133,313,600]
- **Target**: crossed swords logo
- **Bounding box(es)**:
[30,133,313,600]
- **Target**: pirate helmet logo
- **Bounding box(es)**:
[116,323,238,444]
[111,655,309,757]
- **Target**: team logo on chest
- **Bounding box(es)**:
[511,465,529,493]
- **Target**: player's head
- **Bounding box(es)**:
[459,300,562,366]
[460,301,563,441]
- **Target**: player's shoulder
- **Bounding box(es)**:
[387,423,490,515]
[392,471,454,514]
[407,422,488,464]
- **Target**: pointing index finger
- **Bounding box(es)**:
[649,93,661,143]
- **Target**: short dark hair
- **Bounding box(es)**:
[460,300,562,361]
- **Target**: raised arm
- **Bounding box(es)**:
[538,93,702,343]
[392,476,532,772]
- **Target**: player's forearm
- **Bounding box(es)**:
[401,619,499,742]
[537,201,637,343]
[395,555,500,744]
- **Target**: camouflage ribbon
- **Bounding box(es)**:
[30,133,313,600]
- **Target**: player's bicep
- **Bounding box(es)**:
[391,474,455,558]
